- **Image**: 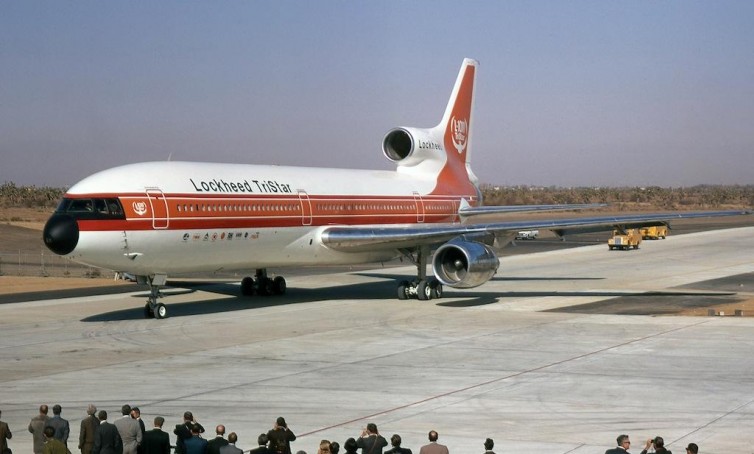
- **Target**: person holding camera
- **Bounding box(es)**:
[267,417,296,454]
[356,424,387,454]
[640,436,671,454]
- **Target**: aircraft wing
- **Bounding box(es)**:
[320,210,751,252]
[458,202,606,217]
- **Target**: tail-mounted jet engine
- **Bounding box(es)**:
[432,238,500,288]
[383,127,444,167]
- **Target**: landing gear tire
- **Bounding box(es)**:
[397,280,410,300]
[417,280,432,301]
[273,276,287,295]
[144,302,155,319]
[154,303,167,319]
[241,276,255,296]
[430,281,443,299]
[258,278,274,296]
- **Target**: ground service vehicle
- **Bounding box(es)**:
[608,229,642,250]
[641,225,668,239]
[515,230,539,240]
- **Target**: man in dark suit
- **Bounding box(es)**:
[384,434,411,454]
[0,409,12,454]
[183,425,207,454]
[605,434,631,454]
[140,417,170,454]
[92,410,123,454]
[418,431,448,454]
[481,438,494,454]
[356,424,387,454]
[266,417,295,454]
[174,412,204,454]
[130,408,146,454]
[207,425,228,454]
[219,433,242,454]
[248,434,269,454]
[79,404,100,454]
[48,405,70,447]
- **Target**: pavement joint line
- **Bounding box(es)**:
[668,397,754,449]
[297,318,713,438]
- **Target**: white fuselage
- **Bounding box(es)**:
[60,161,476,275]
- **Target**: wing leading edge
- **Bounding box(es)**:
[320,210,751,252]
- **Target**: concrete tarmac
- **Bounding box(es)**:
[1,227,753,454]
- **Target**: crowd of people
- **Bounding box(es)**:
[605,434,699,454]
[0,405,703,454]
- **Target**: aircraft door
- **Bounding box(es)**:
[146,188,169,229]
[298,190,312,226]
[413,191,425,223]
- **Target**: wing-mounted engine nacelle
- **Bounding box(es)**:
[432,238,500,288]
[382,127,445,167]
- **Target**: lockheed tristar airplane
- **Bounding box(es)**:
[42,58,748,319]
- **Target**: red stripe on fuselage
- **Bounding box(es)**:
[68,192,477,232]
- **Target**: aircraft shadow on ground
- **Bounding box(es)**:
[81,280,398,322]
[355,272,605,283]
[80,276,738,321]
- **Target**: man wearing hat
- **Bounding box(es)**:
[79,404,99,454]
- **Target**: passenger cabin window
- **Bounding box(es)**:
[55,197,126,220]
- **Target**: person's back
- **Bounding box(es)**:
[206,425,228,454]
[356,424,387,454]
[384,434,410,454]
[267,418,295,454]
[48,405,70,446]
[142,429,170,454]
[419,431,448,454]
[184,435,208,454]
[80,405,100,454]
[141,417,170,454]
[0,410,12,454]
[44,437,69,454]
[219,433,242,454]
[248,433,270,454]
[29,405,50,454]
[113,407,142,454]
[92,411,123,454]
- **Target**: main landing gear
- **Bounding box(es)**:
[143,274,168,319]
[396,246,443,301]
[241,269,287,297]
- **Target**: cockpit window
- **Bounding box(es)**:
[55,197,125,219]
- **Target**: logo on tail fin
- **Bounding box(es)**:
[451,116,468,154]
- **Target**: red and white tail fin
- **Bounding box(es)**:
[431,58,479,196]
[382,58,480,198]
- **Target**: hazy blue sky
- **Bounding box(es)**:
[2,1,753,188]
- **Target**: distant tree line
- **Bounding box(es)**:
[0,181,751,211]
[480,184,753,211]
[0,182,64,209]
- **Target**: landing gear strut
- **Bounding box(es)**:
[396,246,443,301]
[241,269,286,297]
[143,274,168,319]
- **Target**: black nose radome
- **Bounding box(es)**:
[43,214,79,255]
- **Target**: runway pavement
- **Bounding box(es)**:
[1,227,753,454]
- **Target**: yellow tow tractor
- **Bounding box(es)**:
[608,228,642,250]
[640,225,668,240]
